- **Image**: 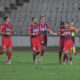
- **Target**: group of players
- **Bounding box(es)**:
[59,22,80,64]
[28,16,58,64]
[0,16,80,65]
[28,16,80,64]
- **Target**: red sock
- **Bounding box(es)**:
[69,56,72,61]
[0,51,4,55]
[41,49,45,57]
[33,54,36,61]
[7,52,11,62]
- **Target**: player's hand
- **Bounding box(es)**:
[13,31,16,35]
[49,30,53,34]
[6,32,12,35]
[61,33,67,36]
[32,33,36,36]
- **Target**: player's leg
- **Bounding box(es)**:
[33,51,37,64]
[0,41,7,55]
[69,45,73,65]
[33,50,41,64]
[35,41,41,56]
[72,37,76,55]
[63,51,68,64]
[32,48,38,64]
[40,36,47,62]
[6,39,12,64]
[59,39,64,64]
[6,47,12,64]
[40,45,46,62]
[31,39,37,64]
[36,39,41,56]
[69,52,72,65]
[59,48,63,64]
[63,45,69,64]
[31,39,39,64]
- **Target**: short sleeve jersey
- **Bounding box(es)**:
[38,23,50,36]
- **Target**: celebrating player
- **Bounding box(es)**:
[38,16,59,62]
[58,22,65,64]
[63,22,80,64]
[0,16,16,64]
[28,17,41,64]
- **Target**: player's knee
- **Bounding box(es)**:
[43,47,46,50]
[64,51,68,55]
[33,51,36,54]
[8,48,12,53]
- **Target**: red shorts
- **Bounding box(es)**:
[39,35,47,46]
[30,38,41,52]
[63,40,73,52]
[2,38,12,49]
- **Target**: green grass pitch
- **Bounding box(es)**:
[0,51,80,80]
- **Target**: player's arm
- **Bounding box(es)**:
[75,29,80,32]
[0,25,11,35]
[47,29,66,36]
[0,31,11,35]
[46,24,58,36]
[28,31,36,36]
[47,29,58,36]
[28,30,36,36]
[28,30,32,36]
[10,25,16,35]
[70,27,80,32]
[10,30,16,35]
[46,24,65,36]
[28,25,36,36]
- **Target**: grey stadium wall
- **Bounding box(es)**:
[0,36,80,47]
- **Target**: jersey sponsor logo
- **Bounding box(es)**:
[40,28,47,31]
[6,28,11,31]
[67,32,71,35]
[33,29,39,32]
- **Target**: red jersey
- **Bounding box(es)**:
[2,23,13,39]
[38,23,50,36]
[59,26,65,39]
[59,27,64,34]
[64,28,75,41]
[29,24,40,38]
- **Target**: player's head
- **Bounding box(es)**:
[32,17,37,24]
[64,22,69,28]
[3,16,10,24]
[40,16,45,23]
[69,22,74,27]
[60,22,64,27]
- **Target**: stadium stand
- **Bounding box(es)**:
[0,0,80,35]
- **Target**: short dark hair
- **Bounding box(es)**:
[40,16,45,20]
[32,17,36,21]
[60,22,64,26]
[3,16,8,21]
